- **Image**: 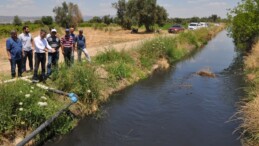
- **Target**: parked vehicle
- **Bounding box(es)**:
[168,24,185,33]
[188,23,199,30]
[199,22,208,28]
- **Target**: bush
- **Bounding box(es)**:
[95,49,134,64]
[51,63,100,103]
[0,81,74,139]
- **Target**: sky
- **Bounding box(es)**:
[0,0,239,18]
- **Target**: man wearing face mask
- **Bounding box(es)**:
[19,26,34,72]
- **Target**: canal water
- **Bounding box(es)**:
[47,30,244,146]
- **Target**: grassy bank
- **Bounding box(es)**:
[0,25,224,145]
[238,42,259,146]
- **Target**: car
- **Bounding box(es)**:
[168,24,185,33]
[199,22,208,28]
[188,22,199,30]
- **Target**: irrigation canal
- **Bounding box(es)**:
[47,30,244,146]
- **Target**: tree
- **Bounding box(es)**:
[113,0,168,32]
[89,16,103,23]
[209,14,219,22]
[41,16,53,25]
[13,15,22,26]
[228,0,259,50]
[102,15,113,25]
[53,2,83,28]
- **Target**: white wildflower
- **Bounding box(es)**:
[19,108,23,111]
[30,90,33,93]
[21,121,25,125]
[31,86,34,90]
[25,94,31,98]
[19,102,23,106]
[20,91,23,93]
[38,102,48,107]
[87,90,91,93]
[41,96,47,100]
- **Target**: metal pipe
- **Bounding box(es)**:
[16,102,74,146]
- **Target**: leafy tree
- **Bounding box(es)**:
[89,16,103,23]
[41,16,53,25]
[53,2,83,28]
[209,14,219,22]
[34,20,43,25]
[102,15,113,25]
[13,15,22,26]
[228,0,259,50]
[113,0,168,32]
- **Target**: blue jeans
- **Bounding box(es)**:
[47,52,59,76]
[10,59,22,78]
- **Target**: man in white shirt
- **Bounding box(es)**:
[19,26,34,72]
[32,29,55,82]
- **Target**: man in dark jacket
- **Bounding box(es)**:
[47,29,61,76]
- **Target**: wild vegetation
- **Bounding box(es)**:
[228,0,259,145]
[228,0,259,50]
[0,25,224,145]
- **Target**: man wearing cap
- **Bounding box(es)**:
[47,29,61,77]
[6,30,23,78]
[61,29,74,66]
[75,30,91,62]
[32,29,56,82]
[19,26,34,72]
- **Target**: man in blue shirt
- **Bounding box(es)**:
[75,30,91,62]
[6,30,23,78]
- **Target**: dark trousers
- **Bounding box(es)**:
[22,50,33,72]
[33,53,46,79]
[47,52,59,76]
[10,59,22,78]
[64,47,72,66]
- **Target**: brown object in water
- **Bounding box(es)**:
[197,68,216,78]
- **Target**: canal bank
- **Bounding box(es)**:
[238,41,259,146]
[0,26,224,145]
[46,30,245,146]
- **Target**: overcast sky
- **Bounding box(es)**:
[0,0,239,18]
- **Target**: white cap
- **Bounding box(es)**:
[51,29,57,32]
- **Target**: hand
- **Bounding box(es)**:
[8,56,11,61]
[52,49,56,53]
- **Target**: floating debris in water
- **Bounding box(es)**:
[197,67,216,78]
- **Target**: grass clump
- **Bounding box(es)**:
[52,63,100,103]
[95,49,134,65]
[0,80,75,144]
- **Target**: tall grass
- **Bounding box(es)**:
[238,42,259,145]
[0,81,75,144]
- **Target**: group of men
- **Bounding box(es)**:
[6,26,91,82]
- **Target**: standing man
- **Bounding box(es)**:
[6,30,23,78]
[19,26,34,72]
[75,30,91,62]
[47,29,61,77]
[61,29,74,66]
[70,27,76,63]
[32,29,55,82]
